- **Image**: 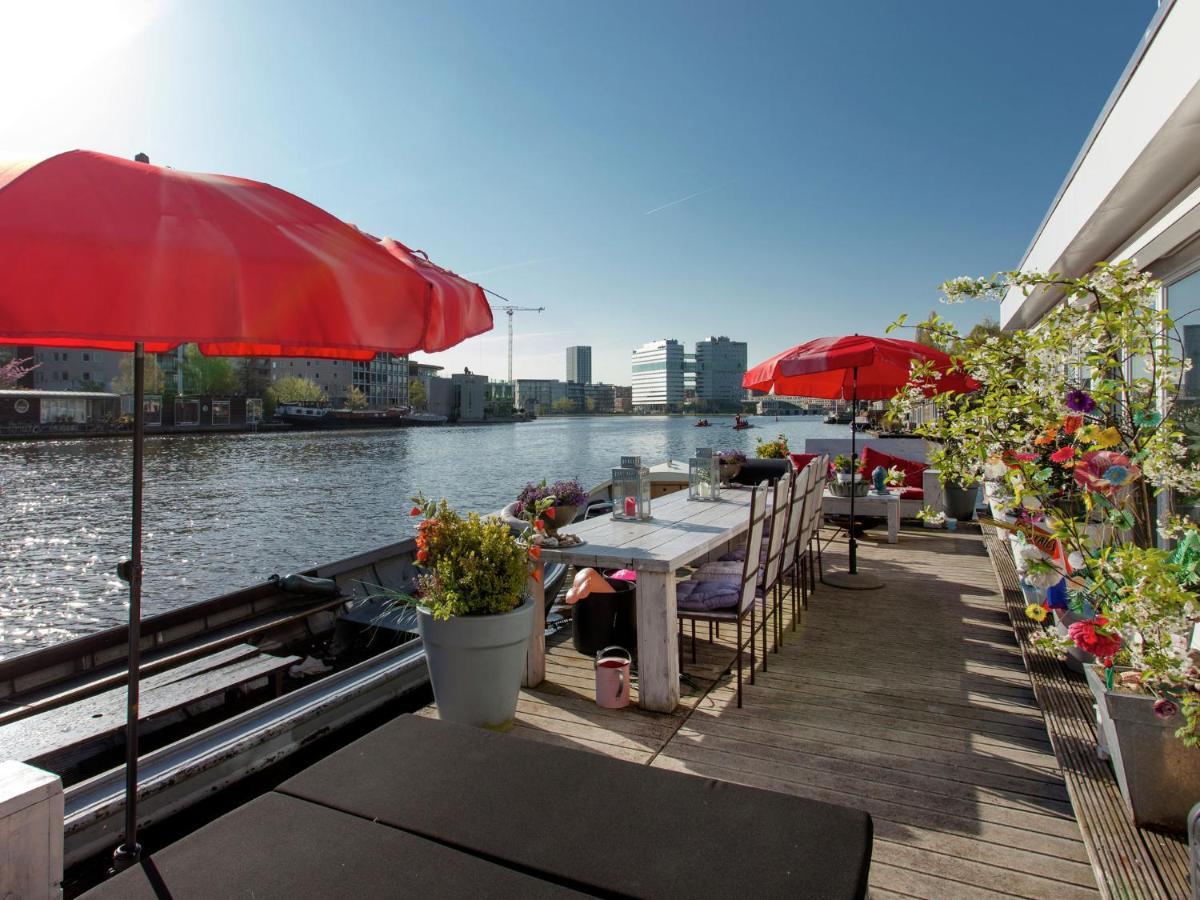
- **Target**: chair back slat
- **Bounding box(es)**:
[761,469,792,589]
[781,465,807,571]
[801,454,828,545]
[738,485,768,613]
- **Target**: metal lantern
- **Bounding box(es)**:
[688,448,721,501]
[612,455,652,521]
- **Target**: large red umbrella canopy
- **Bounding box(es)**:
[743,334,977,400]
[376,237,493,352]
[0,150,491,357]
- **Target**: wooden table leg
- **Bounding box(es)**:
[524,562,546,688]
[635,569,680,712]
[887,503,899,544]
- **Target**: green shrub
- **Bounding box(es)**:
[412,497,532,620]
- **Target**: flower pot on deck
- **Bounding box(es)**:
[1084,665,1200,831]
[943,482,978,521]
[1051,607,1096,675]
[572,574,637,657]
[417,595,534,731]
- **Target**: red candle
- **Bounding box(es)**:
[624,496,636,517]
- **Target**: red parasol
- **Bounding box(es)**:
[0,150,492,866]
[743,335,977,589]
[743,334,977,400]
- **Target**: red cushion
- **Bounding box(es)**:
[788,453,817,472]
[898,487,923,501]
[860,447,928,489]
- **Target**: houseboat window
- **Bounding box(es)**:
[211,400,231,425]
[245,398,263,423]
[1166,268,1200,407]
[175,399,200,426]
[144,396,162,426]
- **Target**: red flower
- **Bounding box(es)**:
[409,506,422,517]
[1049,446,1076,465]
[544,506,556,520]
[528,545,541,560]
[1067,617,1122,658]
[416,548,428,563]
[534,519,545,531]
[1062,415,1083,435]
[531,567,542,584]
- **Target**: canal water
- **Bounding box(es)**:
[0,415,847,658]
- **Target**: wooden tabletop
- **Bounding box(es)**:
[541,485,754,573]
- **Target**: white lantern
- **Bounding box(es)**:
[688,448,721,501]
[612,455,652,521]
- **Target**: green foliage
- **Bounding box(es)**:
[266,375,326,405]
[408,378,427,411]
[345,384,367,410]
[410,496,532,620]
[551,397,576,414]
[113,354,166,395]
[755,433,789,459]
[832,454,855,473]
[181,345,238,395]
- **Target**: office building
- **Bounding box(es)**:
[515,379,568,415]
[21,346,123,391]
[566,346,592,385]
[631,339,685,410]
[694,336,747,408]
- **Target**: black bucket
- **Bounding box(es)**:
[572,573,637,657]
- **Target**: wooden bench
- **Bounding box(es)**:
[0,645,299,766]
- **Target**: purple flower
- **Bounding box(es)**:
[718,450,746,463]
[515,478,588,515]
[1066,389,1096,413]
[1154,697,1180,720]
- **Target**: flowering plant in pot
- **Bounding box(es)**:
[405,494,549,730]
[754,433,789,459]
[515,478,588,534]
[829,454,868,497]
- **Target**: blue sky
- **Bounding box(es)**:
[2,0,1157,383]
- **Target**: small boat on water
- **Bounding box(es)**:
[275,403,448,429]
[0,526,571,867]
[694,419,711,427]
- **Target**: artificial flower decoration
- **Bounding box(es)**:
[1067,617,1122,658]
[1049,446,1076,465]
[1092,426,1122,449]
[1065,389,1096,413]
[1134,410,1162,428]
[1061,414,1084,435]
[1024,603,1048,623]
[983,456,1008,480]
[1034,426,1059,446]
[1073,450,1142,496]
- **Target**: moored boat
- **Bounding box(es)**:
[275,403,448,429]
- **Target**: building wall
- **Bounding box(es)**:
[566,346,592,385]
[612,385,633,413]
[426,377,454,419]
[631,339,684,409]
[515,379,567,414]
[694,336,747,406]
[450,372,487,422]
[24,347,124,391]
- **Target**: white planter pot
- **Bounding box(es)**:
[417,595,534,731]
[1084,665,1200,832]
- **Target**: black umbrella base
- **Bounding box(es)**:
[822,570,884,590]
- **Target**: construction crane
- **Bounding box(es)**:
[487,296,545,384]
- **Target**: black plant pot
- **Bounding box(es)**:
[943,483,979,521]
[572,575,637,657]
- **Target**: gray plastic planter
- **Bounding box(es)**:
[1085,664,1200,831]
[943,483,978,521]
[417,596,534,731]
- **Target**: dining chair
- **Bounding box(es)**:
[779,459,815,631]
[674,484,767,708]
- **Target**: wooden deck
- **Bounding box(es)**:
[421,525,1132,898]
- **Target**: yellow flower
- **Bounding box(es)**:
[1093,426,1122,448]
[1077,424,1101,444]
[1025,603,1048,623]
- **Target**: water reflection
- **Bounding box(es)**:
[0,415,846,657]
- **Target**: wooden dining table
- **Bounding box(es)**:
[527,485,755,713]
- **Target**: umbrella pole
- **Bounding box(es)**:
[821,365,882,590]
[113,342,145,869]
[848,370,858,574]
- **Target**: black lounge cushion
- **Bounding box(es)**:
[278,714,873,899]
[731,458,790,485]
[81,792,581,899]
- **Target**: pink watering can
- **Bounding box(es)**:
[595,646,632,708]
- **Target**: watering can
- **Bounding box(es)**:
[595,646,632,708]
